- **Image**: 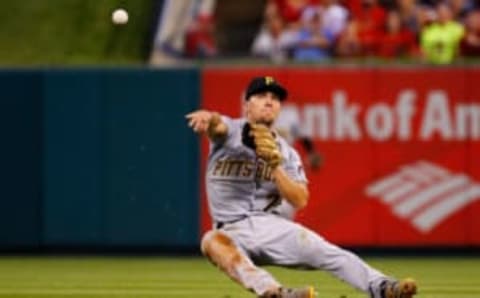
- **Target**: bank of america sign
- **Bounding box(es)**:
[366,161,480,233]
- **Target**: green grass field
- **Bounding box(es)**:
[0,256,479,298]
[0,0,154,66]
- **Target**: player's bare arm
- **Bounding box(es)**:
[271,167,309,209]
[246,123,309,209]
[185,109,228,139]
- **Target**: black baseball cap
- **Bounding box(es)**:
[245,76,288,101]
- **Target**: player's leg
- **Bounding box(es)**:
[201,229,282,297]
[297,230,417,298]
[297,228,386,293]
[150,0,194,64]
[254,217,416,298]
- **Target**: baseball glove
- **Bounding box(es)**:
[242,123,282,169]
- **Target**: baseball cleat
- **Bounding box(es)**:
[381,278,417,298]
[279,286,317,298]
[260,286,316,298]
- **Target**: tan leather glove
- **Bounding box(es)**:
[249,123,282,169]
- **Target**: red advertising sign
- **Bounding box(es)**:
[201,67,480,246]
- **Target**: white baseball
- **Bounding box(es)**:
[112,8,129,25]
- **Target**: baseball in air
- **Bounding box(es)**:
[112,8,129,25]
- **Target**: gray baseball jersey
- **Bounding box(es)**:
[206,116,307,224]
[204,115,388,298]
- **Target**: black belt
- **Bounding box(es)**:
[215,216,247,229]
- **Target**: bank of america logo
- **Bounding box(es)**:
[365,161,480,233]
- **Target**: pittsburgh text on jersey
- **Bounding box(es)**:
[210,159,274,181]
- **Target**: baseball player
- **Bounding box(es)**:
[240,91,321,220]
[186,76,417,298]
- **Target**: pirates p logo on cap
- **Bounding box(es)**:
[265,76,275,85]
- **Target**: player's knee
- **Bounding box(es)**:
[201,230,234,257]
[200,230,216,256]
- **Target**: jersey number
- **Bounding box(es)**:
[263,194,281,211]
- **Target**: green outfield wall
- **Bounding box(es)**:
[0,69,200,250]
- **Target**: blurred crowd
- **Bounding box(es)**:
[150,0,480,65]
